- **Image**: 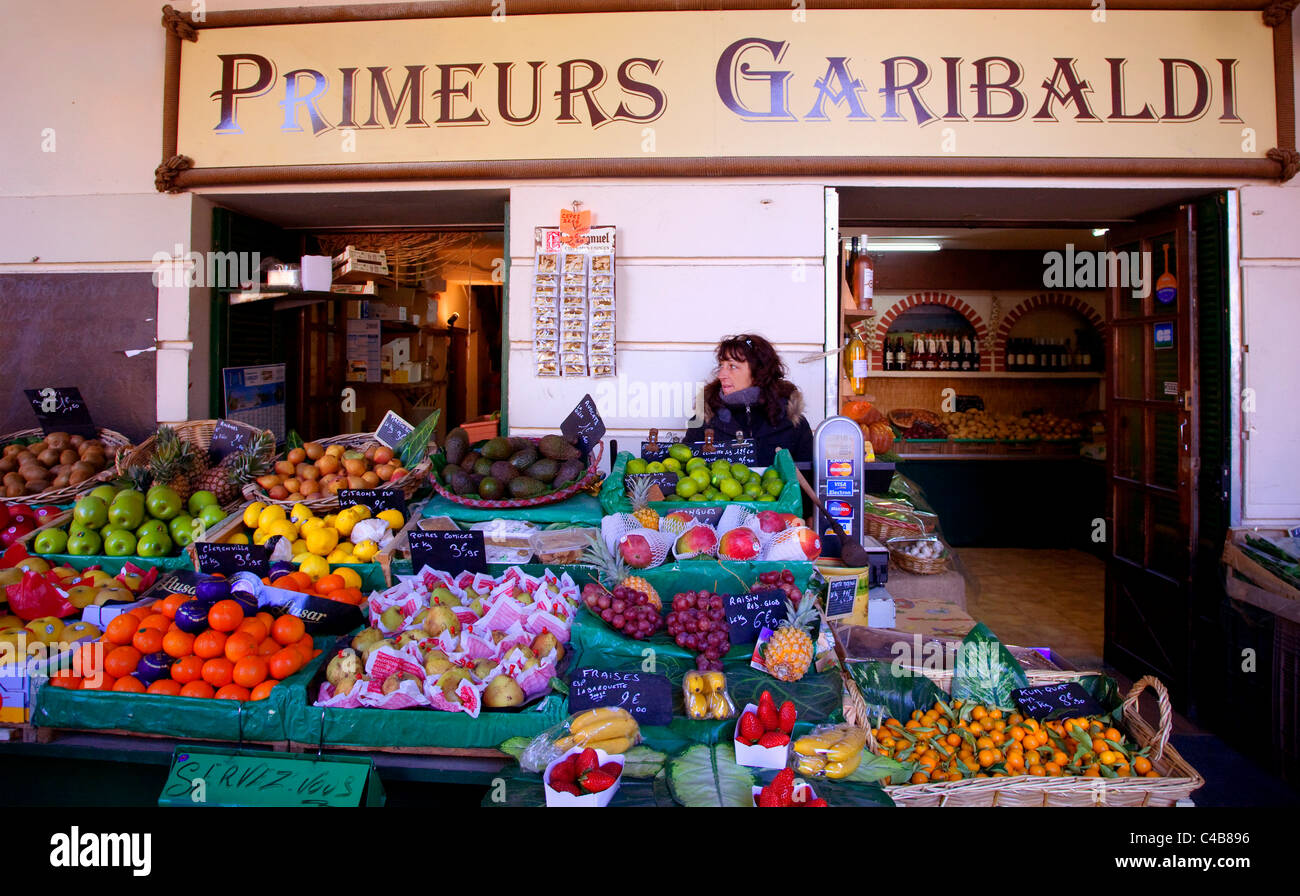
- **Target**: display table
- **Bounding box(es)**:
[881,566,967,610]
[420,492,605,525]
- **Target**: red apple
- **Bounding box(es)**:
[618,533,655,569]
[755,510,786,533]
[718,527,761,561]
[0,519,35,548]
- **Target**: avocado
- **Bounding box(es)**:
[481,437,513,460]
[489,460,518,483]
[509,447,539,471]
[538,434,580,461]
[508,436,534,452]
[440,463,463,483]
[525,458,558,483]
[554,458,584,486]
[449,470,476,496]
[507,476,546,499]
[473,457,494,477]
[479,477,505,500]
[443,428,469,466]
[461,451,481,470]
[469,473,485,493]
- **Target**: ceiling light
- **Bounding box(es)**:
[1092,228,1109,237]
[867,241,942,252]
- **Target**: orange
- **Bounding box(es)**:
[207,599,245,633]
[271,575,304,593]
[255,611,276,631]
[215,684,251,701]
[268,647,302,680]
[333,588,364,606]
[104,615,139,646]
[104,645,142,679]
[271,614,306,646]
[257,638,281,657]
[170,655,204,684]
[159,594,190,619]
[83,674,117,692]
[223,632,258,663]
[315,574,345,594]
[233,655,269,688]
[125,604,154,621]
[138,613,170,633]
[73,642,101,677]
[201,657,235,689]
[179,680,214,699]
[48,671,82,689]
[237,618,269,642]
[132,626,165,656]
[193,629,228,660]
[287,571,313,590]
[162,629,195,659]
[147,679,182,696]
[249,679,279,701]
[113,675,145,693]
[294,633,315,662]
[1134,756,1153,775]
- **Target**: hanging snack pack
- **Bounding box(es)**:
[532,226,617,378]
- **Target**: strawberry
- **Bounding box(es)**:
[758,731,789,748]
[579,768,618,793]
[738,711,764,743]
[770,768,795,807]
[778,700,797,734]
[804,798,828,807]
[598,761,622,778]
[574,748,599,776]
[550,778,582,797]
[757,784,780,807]
[738,736,756,747]
[550,755,577,784]
[758,690,776,722]
[758,700,780,732]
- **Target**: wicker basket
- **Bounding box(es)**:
[114,419,275,511]
[864,507,936,541]
[241,432,432,512]
[843,669,1204,807]
[431,440,603,509]
[886,535,950,575]
[0,428,132,505]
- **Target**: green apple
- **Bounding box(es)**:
[107,496,144,530]
[187,491,218,516]
[88,484,120,505]
[72,496,108,530]
[145,485,182,521]
[136,519,168,542]
[136,532,173,558]
[198,504,227,529]
[66,528,102,556]
[169,514,195,547]
[102,528,137,557]
[32,528,68,555]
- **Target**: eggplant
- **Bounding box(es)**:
[174,600,210,634]
[136,651,173,684]
[195,578,230,607]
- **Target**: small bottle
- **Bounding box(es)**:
[895,337,908,372]
[884,337,895,372]
[844,329,869,395]
[853,240,875,311]
[1026,339,1038,371]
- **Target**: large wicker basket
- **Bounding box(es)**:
[843,668,1204,807]
[114,419,275,510]
[242,432,432,512]
[1,427,132,505]
[431,440,603,509]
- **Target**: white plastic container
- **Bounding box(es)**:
[543,747,624,807]
[733,702,790,770]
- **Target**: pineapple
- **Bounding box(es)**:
[196,431,273,506]
[628,475,660,531]
[148,425,203,500]
[582,538,661,611]
[762,598,818,682]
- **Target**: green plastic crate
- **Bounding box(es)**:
[599,447,801,517]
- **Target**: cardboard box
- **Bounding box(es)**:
[733,703,791,769]
[368,302,407,322]
[543,748,624,807]
[382,338,411,369]
[335,258,390,283]
[81,597,151,630]
[347,319,381,383]
[346,300,370,320]
[301,255,333,292]
[333,246,387,266]
[332,282,377,295]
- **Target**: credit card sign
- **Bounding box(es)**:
[826,479,854,497]
[827,460,854,479]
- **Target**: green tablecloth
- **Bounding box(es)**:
[420,493,606,526]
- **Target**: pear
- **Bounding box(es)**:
[430,586,456,606]
[361,638,394,664]
[326,648,362,688]
[411,608,430,627]
[395,629,424,651]
[351,627,384,654]
[422,605,459,638]
[379,606,405,631]
[530,631,564,665]
[334,674,359,696]
[482,674,525,708]
[424,649,453,676]
[472,658,496,678]
[381,673,402,695]
[439,667,473,702]
[490,630,507,645]
[468,597,485,617]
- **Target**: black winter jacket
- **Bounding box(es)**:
[684,389,814,472]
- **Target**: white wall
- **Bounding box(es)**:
[505,184,828,454]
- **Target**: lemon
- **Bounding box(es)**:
[334,508,360,537]
[298,555,330,581]
[335,567,363,589]
[258,504,287,530]
[323,514,339,529]
[345,504,372,521]
[292,539,308,555]
[376,509,405,530]
[352,540,380,562]
[326,550,354,565]
[252,527,272,546]
[300,517,326,534]
[243,501,267,529]
[291,551,315,566]
[227,532,251,545]
[290,502,315,524]
[267,520,300,541]
[305,526,339,556]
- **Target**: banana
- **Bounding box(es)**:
[708,689,736,720]
[794,733,836,754]
[684,670,707,695]
[686,692,709,720]
[825,751,862,779]
[569,706,630,734]
[572,717,639,744]
[555,735,576,750]
[796,754,827,776]
[584,735,635,755]
[827,728,866,762]
[703,670,727,693]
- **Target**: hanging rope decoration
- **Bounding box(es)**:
[314,232,482,285]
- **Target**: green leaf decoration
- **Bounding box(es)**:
[548,676,569,696]
[801,776,895,806]
[948,623,1029,710]
[286,429,303,451]
[398,408,441,470]
[842,752,911,785]
[498,736,530,762]
[667,743,756,807]
[622,746,669,779]
[848,660,948,723]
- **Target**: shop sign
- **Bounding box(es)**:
[159,746,382,807]
[1154,322,1175,350]
[170,8,1282,181]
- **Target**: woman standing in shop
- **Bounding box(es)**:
[684,333,814,474]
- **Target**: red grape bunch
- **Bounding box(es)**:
[666,591,731,672]
[753,570,803,605]
[582,583,663,641]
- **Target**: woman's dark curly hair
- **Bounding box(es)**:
[702,334,798,424]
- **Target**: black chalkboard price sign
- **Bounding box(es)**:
[1012,681,1108,721]
[374,410,415,451]
[24,387,97,438]
[560,394,605,456]
[194,542,270,577]
[408,529,488,574]
[666,505,724,526]
[823,576,859,619]
[567,668,672,726]
[624,472,678,499]
[724,589,785,645]
[690,440,757,465]
[338,488,408,518]
[209,419,255,461]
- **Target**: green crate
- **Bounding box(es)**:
[599,448,801,517]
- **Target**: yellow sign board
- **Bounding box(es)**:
[176,9,1277,168]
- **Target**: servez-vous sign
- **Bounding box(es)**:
[176,10,1277,168]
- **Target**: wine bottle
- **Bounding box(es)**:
[884,337,895,372]
[844,330,869,395]
[896,337,908,372]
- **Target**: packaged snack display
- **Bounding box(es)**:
[792,722,868,778]
[531,226,617,378]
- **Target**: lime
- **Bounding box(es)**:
[718,478,742,499]
[744,480,764,498]
[757,495,777,502]
[686,457,707,472]
[704,488,722,501]
[688,494,708,502]
[675,478,700,498]
[662,457,682,473]
[730,463,752,484]
[626,458,648,475]
[764,478,784,497]
[762,466,781,480]
[711,460,731,476]
[689,468,711,489]
[646,461,666,474]
[669,443,694,463]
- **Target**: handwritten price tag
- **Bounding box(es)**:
[724,589,785,645]
[407,530,488,574]
[194,542,269,577]
[559,208,591,236]
[567,668,672,726]
[24,387,96,438]
[1012,682,1107,721]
